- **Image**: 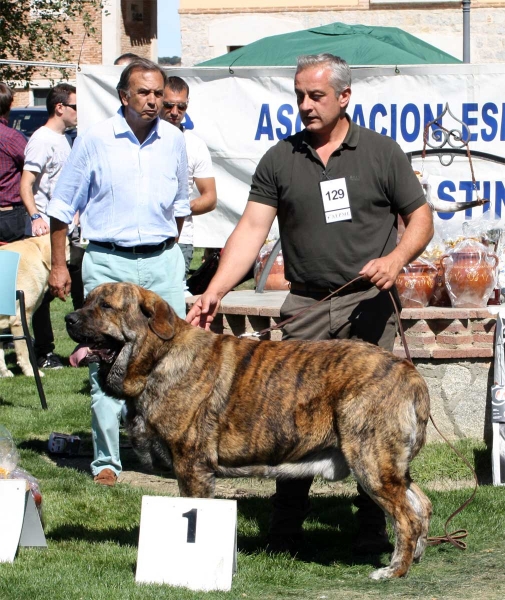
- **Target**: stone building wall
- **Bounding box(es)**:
[180,6,505,66]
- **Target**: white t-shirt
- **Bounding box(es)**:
[24,126,72,224]
[178,129,214,245]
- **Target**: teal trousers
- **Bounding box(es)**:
[82,241,185,477]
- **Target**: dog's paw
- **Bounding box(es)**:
[369,566,396,580]
[20,368,44,378]
[0,369,14,378]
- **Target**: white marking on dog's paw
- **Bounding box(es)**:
[0,370,14,378]
[369,566,395,580]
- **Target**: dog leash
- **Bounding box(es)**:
[240,275,477,551]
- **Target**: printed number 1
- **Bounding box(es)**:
[182,508,198,543]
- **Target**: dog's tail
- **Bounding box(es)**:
[405,367,431,460]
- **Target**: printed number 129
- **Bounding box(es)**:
[325,189,344,201]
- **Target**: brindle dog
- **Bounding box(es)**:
[65,282,432,580]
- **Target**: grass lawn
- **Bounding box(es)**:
[1,263,505,599]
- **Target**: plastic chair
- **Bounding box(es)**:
[0,250,48,409]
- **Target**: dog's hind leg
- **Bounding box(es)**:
[350,461,428,580]
[408,482,432,562]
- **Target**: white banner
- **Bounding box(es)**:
[77,64,505,247]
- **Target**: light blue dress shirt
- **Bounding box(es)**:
[47,108,190,245]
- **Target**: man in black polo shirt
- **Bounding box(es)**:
[187,53,433,555]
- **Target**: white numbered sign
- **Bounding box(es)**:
[135,496,237,592]
[0,480,46,562]
[319,177,352,223]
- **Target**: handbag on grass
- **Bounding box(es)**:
[186,250,221,295]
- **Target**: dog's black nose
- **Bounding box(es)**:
[65,312,79,326]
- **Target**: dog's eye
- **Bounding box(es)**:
[100,301,113,310]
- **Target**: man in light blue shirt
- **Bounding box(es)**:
[47,58,190,487]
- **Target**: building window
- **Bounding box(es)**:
[33,89,49,107]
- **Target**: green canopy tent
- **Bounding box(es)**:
[197,22,461,67]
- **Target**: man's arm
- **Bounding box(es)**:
[48,218,71,301]
[359,203,434,290]
[186,201,277,329]
[191,177,217,215]
[175,216,185,239]
[20,170,49,236]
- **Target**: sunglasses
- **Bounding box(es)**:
[162,102,188,111]
[62,103,77,111]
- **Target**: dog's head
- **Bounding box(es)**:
[65,282,178,398]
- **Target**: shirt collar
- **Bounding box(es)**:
[299,114,360,152]
[112,107,161,144]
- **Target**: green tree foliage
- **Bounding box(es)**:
[0,0,101,83]
[158,56,181,65]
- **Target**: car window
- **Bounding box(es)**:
[8,109,48,138]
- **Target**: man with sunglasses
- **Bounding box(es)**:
[161,76,217,288]
[20,83,81,370]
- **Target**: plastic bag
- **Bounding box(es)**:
[441,239,498,308]
[254,240,289,291]
[0,425,43,512]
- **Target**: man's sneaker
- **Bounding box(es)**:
[352,526,394,555]
[37,352,64,370]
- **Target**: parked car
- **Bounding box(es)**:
[8,106,77,143]
[8,107,47,138]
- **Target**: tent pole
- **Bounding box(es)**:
[462,0,471,63]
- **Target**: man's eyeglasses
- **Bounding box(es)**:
[162,102,188,111]
[62,103,77,111]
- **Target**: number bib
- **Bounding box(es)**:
[319,177,352,223]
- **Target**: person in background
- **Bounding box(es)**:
[47,58,189,487]
[186,53,433,556]
[161,76,217,291]
[20,83,81,370]
[0,83,29,243]
[114,53,141,66]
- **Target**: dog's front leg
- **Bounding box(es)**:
[174,460,216,498]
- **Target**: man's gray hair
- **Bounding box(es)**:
[116,58,167,102]
[296,53,351,96]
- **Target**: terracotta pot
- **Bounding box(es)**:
[254,249,290,291]
[441,246,499,308]
[396,262,437,308]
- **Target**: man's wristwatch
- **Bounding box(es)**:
[30,213,42,221]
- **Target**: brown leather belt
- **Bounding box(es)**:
[289,280,373,296]
[89,238,175,255]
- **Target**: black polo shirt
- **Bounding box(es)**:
[249,117,426,289]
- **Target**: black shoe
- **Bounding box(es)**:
[37,352,64,370]
[265,532,303,556]
[352,526,394,555]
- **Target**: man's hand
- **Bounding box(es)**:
[186,291,221,330]
[359,255,404,291]
[48,265,71,301]
[31,216,50,237]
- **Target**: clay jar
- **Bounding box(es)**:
[441,239,498,308]
[396,261,438,308]
[254,244,290,291]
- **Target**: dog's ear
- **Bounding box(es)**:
[138,288,175,341]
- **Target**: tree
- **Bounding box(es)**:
[0,0,101,84]
[158,56,181,66]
